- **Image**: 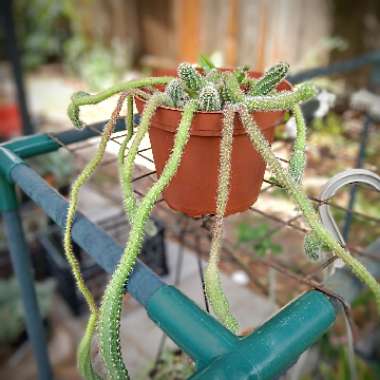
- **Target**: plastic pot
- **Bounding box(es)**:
[0,104,22,140]
[135,72,291,217]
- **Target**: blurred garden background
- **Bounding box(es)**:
[0,1,379,379]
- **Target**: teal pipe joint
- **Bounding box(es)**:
[0,147,23,211]
[147,285,239,370]
[0,147,24,181]
[188,290,336,379]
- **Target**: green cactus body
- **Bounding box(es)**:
[250,62,289,96]
[234,65,250,84]
[120,93,168,223]
[98,100,197,379]
[205,103,239,333]
[247,83,317,111]
[205,68,223,85]
[67,77,173,129]
[288,104,307,184]
[65,93,128,380]
[177,62,204,95]
[165,79,190,108]
[238,104,380,314]
[198,83,222,111]
[221,73,245,104]
[304,232,323,261]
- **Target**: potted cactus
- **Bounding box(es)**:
[65,60,380,379]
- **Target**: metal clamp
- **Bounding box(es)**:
[319,169,380,246]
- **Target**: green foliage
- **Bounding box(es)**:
[311,111,343,135]
[198,54,216,73]
[138,349,194,380]
[236,222,283,256]
[303,333,379,380]
[9,0,70,70]
[0,277,54,344]
[177,62,204,95]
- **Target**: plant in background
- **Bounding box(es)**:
[65,59,380,379]
[236,222,282,257]
[0,277,54,345]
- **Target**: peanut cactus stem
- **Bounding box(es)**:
[239,104,380,314]
[250,62,289,96]
[247,83,317,111]
[67,77,173,129]
[117,94,135,225]
[288,104,307,184]
[205,104,240,333]
[98,100,197,379]
[65,93,128,380]
[120,93,169,224]
[198,83,222,111]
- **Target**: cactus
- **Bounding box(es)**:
[234,64,250,84]
[177,62,204,94]
[250,61,289,96]
[288,104,307,184]
[205,103,239,332]
[304,232,323,261]
[220,73,245,104]
[198,83,222,111]
[165,79,190,108]
[98,100,197,379]
[65,93,128,380]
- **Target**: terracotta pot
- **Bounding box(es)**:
[135,72,291,217]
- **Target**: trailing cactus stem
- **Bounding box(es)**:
[120,93,169,223]
[118,94,135,224]
[205,104,239,333]
[67,76,173,129]
[288,104,307,184]
[65,93,127,380]
[98,100,197,379]
[247,83,317,112]
[238,104,380,313]
[250,62,289,96]
[224,73,245,103]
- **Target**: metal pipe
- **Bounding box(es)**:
[1,193,53,379]
[1,153,240,365]
[289,50,380,83]
[0,0,34,135]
